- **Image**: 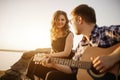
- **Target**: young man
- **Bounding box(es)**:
[69,4,120,80]
[31,4,120,80]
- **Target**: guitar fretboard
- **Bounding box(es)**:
[49,58,92,69]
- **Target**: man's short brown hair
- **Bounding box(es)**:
[71,4,96,24]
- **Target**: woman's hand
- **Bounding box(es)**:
[33,53,47,64]
[41,57,55,68]
[33,53,55,68]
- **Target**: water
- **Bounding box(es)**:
[0,51,23,70]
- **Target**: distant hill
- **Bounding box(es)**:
[0,48,51,53]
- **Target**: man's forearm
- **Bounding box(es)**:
[110,46,120,64]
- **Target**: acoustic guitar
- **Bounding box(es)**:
[48,43,120,80]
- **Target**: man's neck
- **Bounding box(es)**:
[82,23,95,40]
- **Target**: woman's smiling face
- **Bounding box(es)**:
[56,14,66,29]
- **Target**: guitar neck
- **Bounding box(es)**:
[49,57,92,69]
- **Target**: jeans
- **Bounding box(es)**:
[11,51,37,74]
[6,48,50,76]
[26,61,77,80]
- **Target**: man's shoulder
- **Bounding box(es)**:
[99,25,120,28]
[96,25,120,32]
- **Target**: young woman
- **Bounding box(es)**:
[26,10,77,80]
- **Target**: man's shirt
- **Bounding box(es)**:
[72,25,120,73]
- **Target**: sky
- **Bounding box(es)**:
[0,0,120,50]
[0,0,120,70]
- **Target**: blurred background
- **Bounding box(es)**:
[0,0,120,70]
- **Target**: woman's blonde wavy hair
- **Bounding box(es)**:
[50,10,70,40]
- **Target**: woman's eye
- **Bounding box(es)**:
[61,19,65,21]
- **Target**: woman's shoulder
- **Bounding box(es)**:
[66,31,74,38]
[68,31,74,36]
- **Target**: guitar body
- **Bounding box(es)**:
[77,43,120,80]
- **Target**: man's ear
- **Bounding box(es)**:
[77,16,83,24]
